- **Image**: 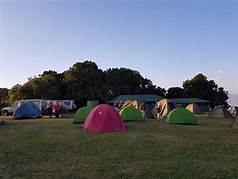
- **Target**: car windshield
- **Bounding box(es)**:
[13,101,19,107]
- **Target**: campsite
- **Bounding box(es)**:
[1,94,238,178]
[1,66,238,179]
[1,116,238,178]
[1,0,238,178]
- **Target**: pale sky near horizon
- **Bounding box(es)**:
[0,0,238,98]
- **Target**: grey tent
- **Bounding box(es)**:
[209,106,232,118]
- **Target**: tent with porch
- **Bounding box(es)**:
[155,99,174,119]
[186,103,201,114]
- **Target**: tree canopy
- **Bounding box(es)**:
[183,73,228,108]
[0,88,9,109]
[2,61,165,107]
[1,61,229,109]
[166,87,184,99]
[63,61,105,106]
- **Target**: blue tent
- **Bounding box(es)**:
[13,102,41,119]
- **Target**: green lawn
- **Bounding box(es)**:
[0,116,238,178]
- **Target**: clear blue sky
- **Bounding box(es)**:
[1,0,238,96]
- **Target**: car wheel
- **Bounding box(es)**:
[2,111,8,116]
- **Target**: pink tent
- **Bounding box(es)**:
[83,104,127,133]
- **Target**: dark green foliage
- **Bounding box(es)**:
[166,87,184,98]
[0,88,8,99]
[154,86,166,97]
[183,74,229,108]
[0,88,9,109]
[4,62,229,108]
[11,71,64,100]
[8,84,22,104]
[102,68,163,101]
[6,61,165,107]
[63,61,105,106]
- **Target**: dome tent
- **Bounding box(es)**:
[120,106,144,122]
[83,104,127,133]
[167,108,197,124]
[74,106,91,123]
[87,101,99,109]
[186,103,200,114]
[73,101,99,123]
[209,106,232,118]
[13,102,41,119]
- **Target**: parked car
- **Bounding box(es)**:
[1,99,46,116]
[59,100,76,111]
[1,99,76,116]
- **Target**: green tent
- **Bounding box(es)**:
[167,108,197,124]
[74,106,91,123]
[120,106,144,122]
[87,101,99,109]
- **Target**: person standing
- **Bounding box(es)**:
[46,100,53,118]
[140,102,146,120]
[53,101,61,118]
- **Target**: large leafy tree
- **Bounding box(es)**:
[0,88,9,109]
[7,71,64,103]
[5,62,229,109]
[19,70,64,99]
[8,84,22,104]
[103,68,144,99]
[153,86,166,97]
[139,79,166,97]
[102,68,164,101]
[36,70,64,99]
[64,61,104,106]
[183,73,229,107]
[166,87,184,98]
[0,88,8,101]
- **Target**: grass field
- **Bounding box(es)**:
[0,116,238,178]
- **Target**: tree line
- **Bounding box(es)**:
[0,60,229,109]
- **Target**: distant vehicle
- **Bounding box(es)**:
[58,100,76,111]
[1,99,46,116]
[1,99,76,116]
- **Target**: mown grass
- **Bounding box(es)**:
[0,116,238,178]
